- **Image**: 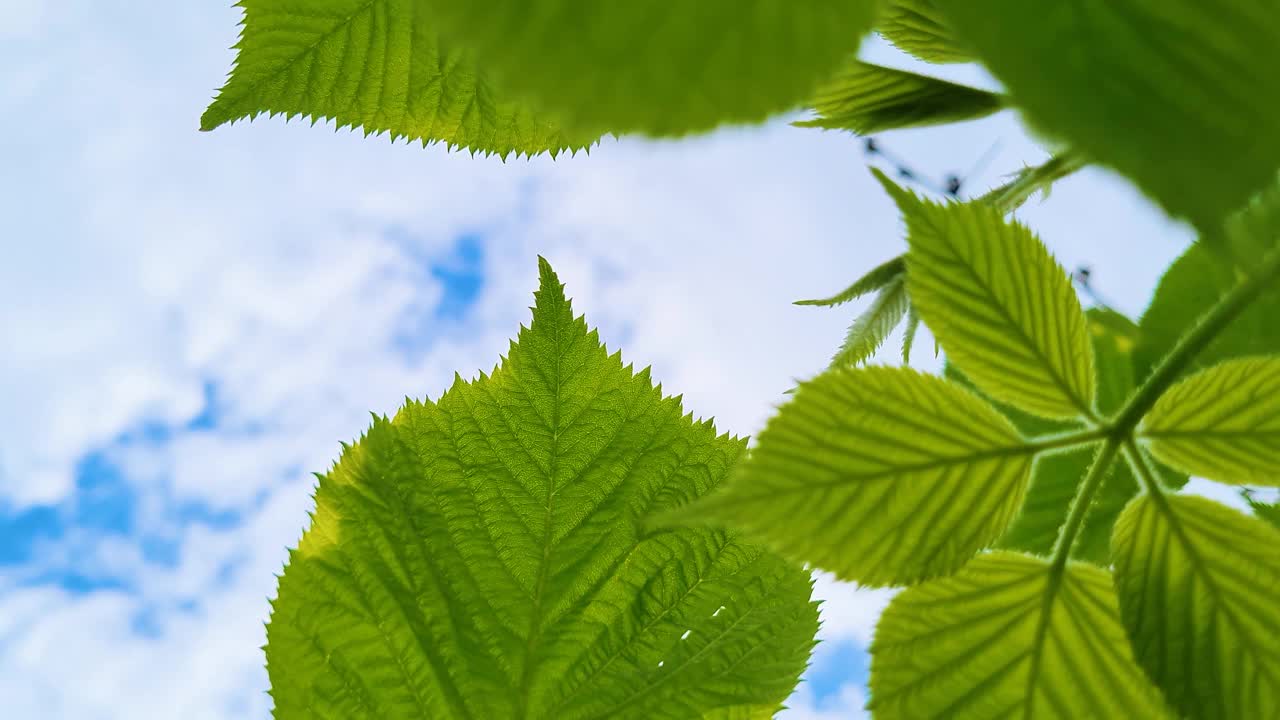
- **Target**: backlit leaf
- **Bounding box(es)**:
[878,170,1096,419]
[794,61,1002,134]
[424,0,881,135]
[265,260,818,719]
[941,0,1280,228]
[680,366,1035,587]
[870,552,1171,718]
[1112,493,1280,719]
[202,0,595,158]
[794,255,905,308]
[829,276,910,368]
[878,0,973,64]
[1141,358,1280,486]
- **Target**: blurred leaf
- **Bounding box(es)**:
[878,0,973,64]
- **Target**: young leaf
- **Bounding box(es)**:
[901,301,921,365]
[794,61,1002,134]
[978,152,1087,215]
[794,255,905,308]
[202,0,595,158]
[265,260,818,719]
[1112,494,1280,719]
[878,171,1096,420]
[1136,243,1280,382]
[1140,358,1280,486]
[870,552,1172,718]
[1245,491,1280,529]
[678,367,1036,587]
[423,0,881,136]
[877,0,973,64]
[829,276,910,368]
[940,0,1280,229]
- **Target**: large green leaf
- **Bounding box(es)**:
[266,260,818,719]
[1135,243,1280,382]
[986,309,1170,564]
[422,0,881,135]
[878,0,973,64]
[878,171,1096,420]
[794,61,1002,134]
[870,552,1171,718]
[1140,358,1280,486]
[940,0,1280,228]
[681,366,1035,587]
[202,0,595,157]
[1112,493,1280,719]
[829,276,910,368]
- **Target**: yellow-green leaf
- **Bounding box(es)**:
[1112,494,1280,719]
[794,61,1002,134]
[870,552,1171,718]
[1141,358,1280,486]
[878,0,973,64]
[877,170,1096,420]
[679,366,1035,587]
[202,0,595,158]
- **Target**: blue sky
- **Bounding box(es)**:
[0,3,1216,718]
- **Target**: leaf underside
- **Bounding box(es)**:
[1112,494,1280,719]
[879,171,1096,420]
[794,60,1002,134]
[878,0,973,64]
[422,0,881,135]
[1141,358,1280,486]
[941,0,1280,228]
[265,260,818,719]
[203,0,595,158]
[685,366,1034,587]
[870,552,1171,719]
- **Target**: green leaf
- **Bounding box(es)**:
[870,552,1172,718]
[978,152,1087,215]
[1245,491,1280,529]
[1112,493,1280,719]
[983,310,1145,564]
[202,0,595,158]
[877,0,973,64]
[1136,243,1280,382]
[940,0,1280,228]
[878,170,1096,419]
[1140,358,1280,486]
[901,300,921,364]
[794,255,905,307]
[266,259,818,719]
[1220,172,1280,267]
[422,0,881,136]
[829,276,910,368]
[794,61,1002,134]
[680,366,1035,587]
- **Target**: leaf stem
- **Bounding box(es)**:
[1025,426,1110,453]
[1110,243,1280,435]
[1050,438,1121,570]
[1122,439,1167,498]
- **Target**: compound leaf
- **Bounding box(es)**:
[941,0,1280,229]
[794,61,1002,134]
[878,0,973,64]
[870,552,1171,718]
[878,171,1096,420]
[984,309,1183,565]
[202,0,595,158]
[1112,494,1280,719]
[422,0,881,135]
[679,366,1035,587]
[266,259,819,719]
[1141,358,1280,486]
[829,276,910,368]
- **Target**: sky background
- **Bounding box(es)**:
[0,2,1227,718]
